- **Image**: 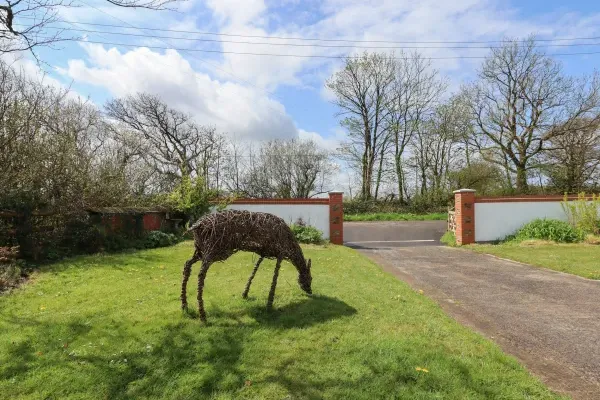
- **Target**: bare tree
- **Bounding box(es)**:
[0,58,150,214]
[222,140,249,195]
[327,52,395,199]
[194,128,229,191]
[387,52,446,202]
[0,0,177,59]
[105,93,220,188]
[234,139,334,199]
[410,101,461,197]
[544,119,600,193]
[465,38,600,192]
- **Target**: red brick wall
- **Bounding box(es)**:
[101,215,123,233]
[95,212,166,236]
[328,192,344,245]
[454,189,475,245]
[143,214,162,231]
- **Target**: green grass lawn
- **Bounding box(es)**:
[470,242,600,280]
[0,242,561,399]
[345,212,447,222]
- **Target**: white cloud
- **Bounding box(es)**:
[61,43,299,141]
[298,128,342,152]
[200,0,600,93]
[205,0,266,26]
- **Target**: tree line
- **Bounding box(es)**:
[3,36,600,219]
[0,59,334,219]
[328,38,600,204]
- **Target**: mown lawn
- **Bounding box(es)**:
[470,242,600,280]
[345,212,447,222]
[0,242,561,399]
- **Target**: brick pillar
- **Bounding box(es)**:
[328,191,344,245]
[454,189,476,245]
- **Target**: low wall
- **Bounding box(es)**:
[220,192,344,244]
[475,200,568,242]
[87,208,182,236]
[453,191,598,244]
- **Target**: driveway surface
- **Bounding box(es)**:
[345,222,600,399]
[344,220,446,248]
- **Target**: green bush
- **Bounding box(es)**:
[166,176,215,225]
[344,197,449,216]
[513,219,584,243]
[409,191,451,214]
[101,234,139,252]
[144,231,179,249]
[290,220,324,244]
[61,218,105,255]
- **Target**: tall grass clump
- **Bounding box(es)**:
[440,231,457,246]
[562,193,600,235]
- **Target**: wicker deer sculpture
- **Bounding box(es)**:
[181,210,312,322]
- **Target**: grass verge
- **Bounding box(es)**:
[440,231,457,247]
[0,242,560,399]
[345,212,447,222]
[470,242,600,280]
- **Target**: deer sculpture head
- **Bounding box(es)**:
[298,258,312,294]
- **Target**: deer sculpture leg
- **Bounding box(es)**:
[267,257,282,310]
[197,260,211,322]
[181,250,201,310]
[242,256,264,299]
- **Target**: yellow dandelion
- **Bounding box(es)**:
[39,305,46,311]
[415,367,429,373]
[418,289,424,295]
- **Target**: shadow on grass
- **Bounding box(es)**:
[184,295,357,329]
[249,295,357,328]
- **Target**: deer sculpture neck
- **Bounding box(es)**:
[286,241,312,295]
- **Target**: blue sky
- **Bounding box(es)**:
[15,0,600,149]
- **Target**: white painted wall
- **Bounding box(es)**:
[222,204,331,239]
[475,202,569,242]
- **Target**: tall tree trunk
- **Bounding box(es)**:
[374,139,387,199]
[362,122,373,199]
[420,166,428,195]
[502,153,513,191]
[395,156,404,203]
[516,165,528,193]
[366,155,375,199]
[374,166,382,199]
[361,151,370,199]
